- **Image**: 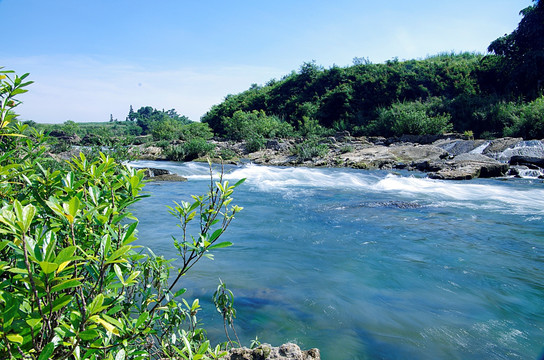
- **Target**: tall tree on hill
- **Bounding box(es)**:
[488,0,544,98]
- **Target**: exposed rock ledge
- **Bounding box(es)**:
[131,134,544,181]
[221,343,320,360]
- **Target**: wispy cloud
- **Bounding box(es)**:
[2,55,286,123]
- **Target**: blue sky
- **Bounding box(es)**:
[0,0,533,123]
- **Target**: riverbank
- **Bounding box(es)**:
[131,134,544,180]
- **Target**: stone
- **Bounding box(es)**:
[428,153,508,180]
[509,155,544,169]
[434,139,487,156]
[221,343,320,360]
[133,167,187,182]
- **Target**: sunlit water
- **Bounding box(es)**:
[129,161,544,360]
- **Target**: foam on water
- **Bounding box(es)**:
[131,161,544,216]
[373,174,544,215]
[496,140,544,162]
[216,164,544,216]
[469,141,491,155]
[221,164,377,190]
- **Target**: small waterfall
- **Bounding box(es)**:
[496,140,544,162]
[469,141,491,155]
[513,167,544,179]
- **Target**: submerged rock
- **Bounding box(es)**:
[221,343,320,360]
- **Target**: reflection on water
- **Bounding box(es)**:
[130,161,544,360]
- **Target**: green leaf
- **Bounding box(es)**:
[209,228,223,242]
[39,261,59,274]
[122,221,138,245]
[234,178,246,187]
[135,311,149,329]
[174,288,187,298]
[51,279,81,293]
[113,264,126,285]
[38,342,55,360]
[64,196,81,220]
[79,329,99,340]
[207,241,232,250]
[105,245,131,264]
[92,316,120,336]
[88,294,105,315]
[50,294,73,312]
[21,203,36,233]
[6,333,23,344]
[54,246,78,265]
[25,318,42,329]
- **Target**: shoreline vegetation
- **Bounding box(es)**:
[1,2,542,358]
[27,1,544,180]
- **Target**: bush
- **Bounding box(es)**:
[503,96,544,138]
[179,122,214,141]
[0,69,244,359]
[224,110,293,141]
[164,137,215,161]
[150,118,183,141]
[245,134,265,153]
[372,99,453,136]
[292,137,329,162]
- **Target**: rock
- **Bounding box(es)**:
[266,140,291,152]
[150,173,188,181]
[221,343,320,360]
[133,167,187,182]
[434,139,487,156]
[131,145,165,160]
[428,153,508,180]
[481,137,524,157]
[143,168,170,177]
[334,130,351,141]
[386,133,460,145]
[509,155,544,169]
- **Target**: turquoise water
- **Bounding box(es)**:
[130,161,544,360]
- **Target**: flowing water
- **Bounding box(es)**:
[130,161,544,360]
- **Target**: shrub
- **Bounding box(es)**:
[503,96,544,139]
[373,99,453,136]
[179,122,214,141]
[224,110,293,141]
[292,138,329,162]
[150,118,183,141]
[164,138,215,161]
[245,134,265,153]
[0,69,244,359]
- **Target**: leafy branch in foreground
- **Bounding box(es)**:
[0,68,246,359]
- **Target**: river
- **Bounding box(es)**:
[130,161,544,360]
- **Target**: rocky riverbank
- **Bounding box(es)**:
[134,133,544,180]
[220,343,320,360]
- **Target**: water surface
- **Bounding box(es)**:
[130,161,544,360]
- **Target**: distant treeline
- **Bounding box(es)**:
[202,1,544,140]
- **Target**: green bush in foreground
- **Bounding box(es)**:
[0,69,245,359]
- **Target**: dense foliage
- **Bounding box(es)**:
[0,69,245,359]
[202,1,543,140]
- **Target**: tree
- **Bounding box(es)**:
[488,0,544,97]
[126,105,135,121]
